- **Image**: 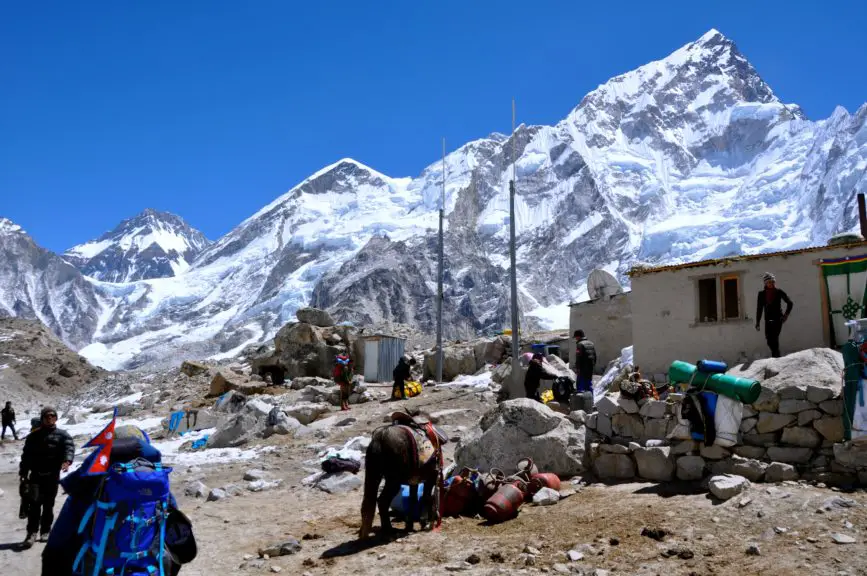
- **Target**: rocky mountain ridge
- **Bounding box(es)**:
[64,208,211,282]
[1,29,865,370]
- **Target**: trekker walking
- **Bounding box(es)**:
[391,356,416,400]
[19,406,74,548]
[755,272,793,358]
[574,330,597,393]
[2,401,18,440]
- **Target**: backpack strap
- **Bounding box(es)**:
[91,503,119,576]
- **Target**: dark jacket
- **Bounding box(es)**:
[756,288,793,324]
[575,338,597,379]
[20,425,74,479]
[43,437,181,576]
[1,406,14,425]
[524,360,557,391]
[393,358,412,386]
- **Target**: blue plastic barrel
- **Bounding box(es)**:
[696,359,728,374]
[390,484,425,520]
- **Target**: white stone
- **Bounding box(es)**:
[532,487,560,506]
[765,462,799,482]
[616,396,639,414]
[708,474,750,500]
[634,446,675,481]
[596,396,622,417]
[316,472,363,494]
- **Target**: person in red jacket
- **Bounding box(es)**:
[755,272,793,358]
[333,355,354,411]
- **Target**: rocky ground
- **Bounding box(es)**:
[1,370,867,575]
[0,317,105,408]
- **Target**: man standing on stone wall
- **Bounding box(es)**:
[755,272,793,358]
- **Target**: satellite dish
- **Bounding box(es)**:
[587,269,623,300]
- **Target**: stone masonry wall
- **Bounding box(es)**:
[584,383,866,487]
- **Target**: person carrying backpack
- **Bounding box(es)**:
[42,424,196,575]
[19,406,74,547]
[574,330,597,393]
[333,354,354,411]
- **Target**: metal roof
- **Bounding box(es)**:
[627,242,867,278]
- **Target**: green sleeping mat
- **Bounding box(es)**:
[669,360,762,404]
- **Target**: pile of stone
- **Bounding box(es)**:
[587,348,866,487]
[250,307,362,384]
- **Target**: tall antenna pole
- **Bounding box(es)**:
[436,138,445,385]
[509,99,521,399]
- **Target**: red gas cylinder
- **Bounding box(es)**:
[530,473,561,492]
[482,482,525,523]
[442,473,476,517]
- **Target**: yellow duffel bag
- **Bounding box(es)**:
[394,380,423,399]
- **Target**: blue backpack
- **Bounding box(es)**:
[73,457,173,576]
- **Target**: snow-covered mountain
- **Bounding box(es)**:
[0,218,103,349]
[1,29,865,371]
[63,209,210,282]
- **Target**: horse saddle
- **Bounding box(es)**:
[391,411,448,445]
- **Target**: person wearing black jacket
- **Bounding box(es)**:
[2,401,17,440]
[524,353,557,402]
[755,272,793,358]
[392,356,416,400]
[573,330,597,392]
[19,406,74,547]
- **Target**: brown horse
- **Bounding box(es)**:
[359,421,444,540]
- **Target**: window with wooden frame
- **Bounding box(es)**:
[720,275,741,320]
[695,272,744,324]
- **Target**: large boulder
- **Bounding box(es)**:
[425,345,477,381]
[730,348,843,402]
[296,307,335,327]
[180,360,210,377]
[266,321,356,380]
[209,370,269,397]
[455,399,586,477]
[281,402,330,426]
[483,336,509,364]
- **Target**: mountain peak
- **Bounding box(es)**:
[0,217,24,235]
[695,28,727,45]
[63,209,210,283]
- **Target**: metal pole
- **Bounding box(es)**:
[509,99,521,400]
[436,138,445,385]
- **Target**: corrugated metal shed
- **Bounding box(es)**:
[362,334,406,383]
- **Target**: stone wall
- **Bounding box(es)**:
[585,383,865,487]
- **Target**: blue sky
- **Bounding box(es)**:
[2,1,865,253]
